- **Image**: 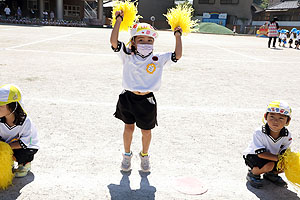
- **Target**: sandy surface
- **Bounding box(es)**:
[0,24,300,200]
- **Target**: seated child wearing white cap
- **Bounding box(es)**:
[243,100,292,189]
[0,84,39,178]
[110,10,182,172]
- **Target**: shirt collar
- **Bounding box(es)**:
[0,114,27,126]
[262,123,289,137]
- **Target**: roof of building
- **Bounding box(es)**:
[267,0,300,10]
[252,3,264,13]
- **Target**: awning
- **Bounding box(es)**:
[265,9,289,12]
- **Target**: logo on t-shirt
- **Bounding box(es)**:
[146,63,156,74]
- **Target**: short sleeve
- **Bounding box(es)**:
[111,41,131,64]
[18,118,39,149]
[252,131,266,154]
[155,52,177,67]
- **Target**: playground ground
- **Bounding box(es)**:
[1,24,300,200]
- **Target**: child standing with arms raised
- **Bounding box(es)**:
[0,84,39,177]
[110,10,182,172]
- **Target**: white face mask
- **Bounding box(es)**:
[136,44,153,57]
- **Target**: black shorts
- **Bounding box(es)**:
[13,148,38,165]
[278,38,282,43]
[289,39,293,44]
[243,154,278,171]
[114,90,157,130]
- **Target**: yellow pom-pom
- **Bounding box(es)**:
[164,4,197,35]
[112,0,141,32]
[278,148,300,189]
[0,141,14,190]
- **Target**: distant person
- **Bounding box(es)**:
[4,5,11,19]
[50,11,54,21]
[0,84,39,178]
[295,30,300,50]
[30,8,35,18]
[243,100,292,189]
[17,7,22,20]
[110,10,182,172]
[43,10,48,20]
[267,17,279,48]
[289,28,297,48]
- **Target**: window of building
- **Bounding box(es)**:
[44,0,50,11]
[220,0,239,4]
[198,0,215,4]
[64,5,80,17]
[27,0,38,10]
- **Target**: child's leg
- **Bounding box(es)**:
[13,148,38,165]
[123,124,135,153]
[251,161,275,175]
[268,37,272,48]
[272,37,277,47]
[141,129,152,154]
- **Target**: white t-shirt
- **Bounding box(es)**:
[243,124,291,156]
[0,116,39,149]
[296,34,300,40]
[113,42,176,92]
[282,34,287,40]
[4,7,10,15]
[290,33,295,40]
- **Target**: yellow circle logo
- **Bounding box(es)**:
[146,63,156,74]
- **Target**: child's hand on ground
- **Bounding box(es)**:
[174,26,182,36]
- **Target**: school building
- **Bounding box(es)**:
[0,0,104,22]
[192,0,254,32]
[252,0,300,29]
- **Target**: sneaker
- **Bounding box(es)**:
[14,162,31,178]
[121,153,132,172]
[139,153,150,172]
[246,170,263,189]
[263,172,287,187]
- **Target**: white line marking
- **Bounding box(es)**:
[25,97,270,114]
[7,31,86,49]
[208,43,265,62]
[5,48,115,57]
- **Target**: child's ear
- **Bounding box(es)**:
[264,113,267,120]
[286,117,291,126]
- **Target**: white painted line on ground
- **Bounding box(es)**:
[181,56,300,64]
[7,31,86,49]
[26,97,267,114]
[208,43,265,62]
[5,48,115,57]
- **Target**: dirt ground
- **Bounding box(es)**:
[1,24,300,200]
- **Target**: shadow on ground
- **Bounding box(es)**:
[246,180,299,200]
[0,172,35,200]
[108,170,156,200]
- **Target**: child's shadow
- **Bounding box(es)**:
[246,180,300,200]
[108,170,156,200]
[0,172,35,200]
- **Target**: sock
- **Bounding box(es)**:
[140,151,148,157]
[124,152,132,156]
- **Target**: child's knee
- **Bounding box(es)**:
[124,124,135,132]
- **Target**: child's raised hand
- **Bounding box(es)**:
[174,26,182,36]
[115,10,124,21]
